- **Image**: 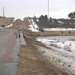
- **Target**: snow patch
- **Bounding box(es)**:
[28,19,39,32]
[36,45,75,75]
[36,36,75,74]
[44,28,75,31]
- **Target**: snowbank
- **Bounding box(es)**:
[44,28,75,31]
[5,24,13,28]
[36,36,75,74]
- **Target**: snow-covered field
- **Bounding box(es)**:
[29,20,75,74]
[36,45,75,75]
[36,37,75,75]
[44,28,75,31]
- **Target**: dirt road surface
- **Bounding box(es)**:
[19,37,68,75]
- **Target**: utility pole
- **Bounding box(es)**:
[2,6,5,26]
[3,6,5,17]
[48,0,49,19]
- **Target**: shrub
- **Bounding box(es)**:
[39,28,44,32]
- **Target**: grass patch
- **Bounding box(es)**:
[34,41,51,49]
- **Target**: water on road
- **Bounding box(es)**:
[0,28,26,75]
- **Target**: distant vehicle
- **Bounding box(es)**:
[1,25,5,27]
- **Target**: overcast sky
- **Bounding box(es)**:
[0,0,75,19]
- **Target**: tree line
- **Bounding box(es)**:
[33,12,75,28]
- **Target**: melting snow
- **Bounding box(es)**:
[36,36,75,75]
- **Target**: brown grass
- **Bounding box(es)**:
[31,30,75,37]
[19,44,58,75]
